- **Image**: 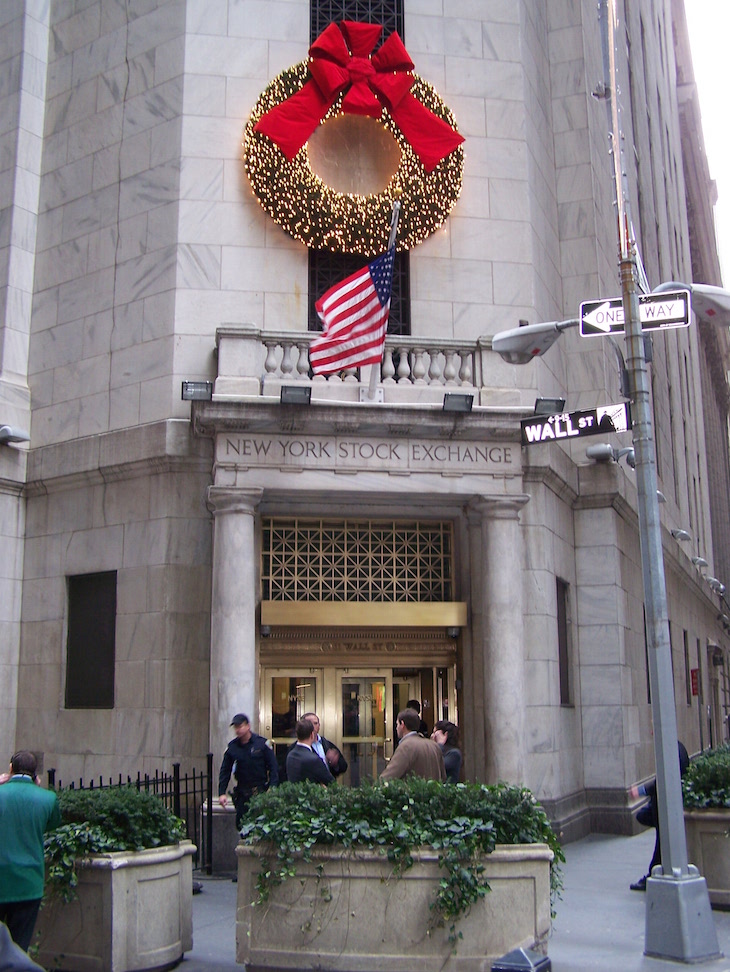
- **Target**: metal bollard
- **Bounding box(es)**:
[491,946,551,971]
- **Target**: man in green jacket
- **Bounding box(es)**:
[0,751,61,951]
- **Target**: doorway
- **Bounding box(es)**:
[260,664,457,785]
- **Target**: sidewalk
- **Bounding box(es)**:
[548,830,730,971]
[179,829,730,970]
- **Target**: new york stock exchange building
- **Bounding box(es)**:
[2,0,730,843]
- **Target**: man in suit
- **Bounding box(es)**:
[407,699,429,736]
[0,751,62,952]
[286,718,336,786]
[379,709,446,782]
[302,712,348,777]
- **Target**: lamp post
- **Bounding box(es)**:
[491,1,723,961]
[596,2,717,960]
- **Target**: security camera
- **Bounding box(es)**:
[671,529,692,542]
[621,448,636,468]
[0,426,30,445]
[707,577,726,596]
[585,443,616,462]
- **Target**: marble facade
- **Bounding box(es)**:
[0,0,728,839]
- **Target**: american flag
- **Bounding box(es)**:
[310,248,395,376]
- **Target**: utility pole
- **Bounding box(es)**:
[596,0,719,961]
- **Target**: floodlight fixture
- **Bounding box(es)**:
[181,381,213,401]
[533,397,566,415]
[280,385,312,405]
[691,557,709,569]
[443,393,473,413]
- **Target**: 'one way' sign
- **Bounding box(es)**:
[580,290,690,336]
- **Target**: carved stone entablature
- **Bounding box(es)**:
[260,626,457,656]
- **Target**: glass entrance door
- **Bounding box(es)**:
[260,663,457,785]
[261,668,322,782]
[337,669,393,785]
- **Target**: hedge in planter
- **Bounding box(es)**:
[36,786,193,972]
[239,778,563,945]
[43,786,187,900]
[682,744,730,908]
[682,744,730,810]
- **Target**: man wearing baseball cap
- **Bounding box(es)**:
[218,714,279,828]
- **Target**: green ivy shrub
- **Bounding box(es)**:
[240,778,564,941]
[44,787,186,901]
[682,744,730,809]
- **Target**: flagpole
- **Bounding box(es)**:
[366,201,401,400]
[387,200,401,249]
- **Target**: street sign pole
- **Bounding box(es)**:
[597,0,718,961]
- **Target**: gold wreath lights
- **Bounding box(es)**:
[243,61,465,256]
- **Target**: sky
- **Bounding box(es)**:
[685,2,730,286]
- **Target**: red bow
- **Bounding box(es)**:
[254,21,464,173]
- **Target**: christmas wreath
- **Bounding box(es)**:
[243,21,465,256]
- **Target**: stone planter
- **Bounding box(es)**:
[236,842,553,972]
[685,809,730,908]
[35,840,196,971]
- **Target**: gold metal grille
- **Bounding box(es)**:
[262,519,453,602]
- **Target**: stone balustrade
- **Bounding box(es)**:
[213,325,520,407]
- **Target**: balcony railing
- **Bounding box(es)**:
[213,325,511,406]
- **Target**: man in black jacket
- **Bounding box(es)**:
[286,718,335,785]
[302,712,348,777]
[218,713,279,828]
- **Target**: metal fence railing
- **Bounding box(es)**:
[47,754,214,874]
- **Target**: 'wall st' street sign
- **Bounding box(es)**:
[521,402,632,445]
[580,289,690,336]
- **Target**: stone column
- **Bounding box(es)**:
[206,486,263,758]
[464,505,487,782]
[469,496,530,784]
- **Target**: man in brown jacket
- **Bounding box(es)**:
[379,709,446,782]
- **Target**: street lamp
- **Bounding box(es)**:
[653,281,730,324]
[490,318,579,364]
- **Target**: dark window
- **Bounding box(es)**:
[684,629,691,706]
[66,571,117,708]
[309,0,409,336]
[311,0,403,42]
[308,251,410,334]
[556,578,572,705]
